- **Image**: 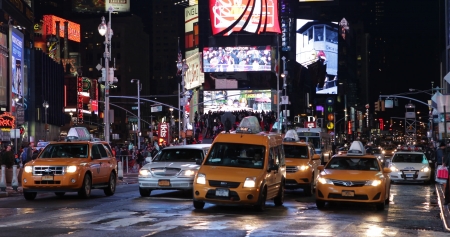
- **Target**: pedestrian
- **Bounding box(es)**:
[25,142,34,165]
[1,145,15,169]
[136,149,144,169]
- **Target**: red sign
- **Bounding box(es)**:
[77,76,83,124]
[0,112,15,129]
[43,15,81,42]
[305,122,316,128]
[158,122,170,144]
[347,120,352,135]
[209,0,281,35]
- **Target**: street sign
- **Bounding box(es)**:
[132,106,138,110]
[128,117,138,122]
[151,106,162,112]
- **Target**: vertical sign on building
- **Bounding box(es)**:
[10,28,24,115]
[77,76,83,124]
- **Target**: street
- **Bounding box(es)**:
[0,182,447,237]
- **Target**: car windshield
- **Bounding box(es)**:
[153,149,203,162]
[326,157,380,171]
[39,144,89,158]
[392,153,427,163]
[284,145,308,159]
[203,142,265,169]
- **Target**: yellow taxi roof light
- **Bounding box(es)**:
[284,129,299,142]
[347,141,366,156]
[236,116,262,134]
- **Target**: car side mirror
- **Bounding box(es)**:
[268,164,279,172]
[383,167,391,173]
[312,154,321,160]
[195,158,202,165]
[317,165,324,171]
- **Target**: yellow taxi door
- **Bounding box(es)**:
[90,145,104,183]
[266,147,281,199]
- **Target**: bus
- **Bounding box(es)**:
[296,128,333,164]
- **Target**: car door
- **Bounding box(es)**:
[90,145,104,184]
[98,144,113,182]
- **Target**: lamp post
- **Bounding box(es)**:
[98,6,114,142]
[281,56,288,133]
[43,101,49,141]
[14,97,19,155]
[177,59,189,145]
[131,79,141,149]
[169,108,174,141]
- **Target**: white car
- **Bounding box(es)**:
[138,144,211,196]
[389,151,431,184]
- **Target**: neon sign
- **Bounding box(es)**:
[43,15,81,42]
[77,76,83,124]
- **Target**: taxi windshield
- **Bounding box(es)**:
[284,145,308,159]
[39,144,89,158]
[204,143,265,169]
[392,154,427,163]
[153,149,204,162]
[326,157,380,171]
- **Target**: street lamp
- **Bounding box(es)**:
[43,101,49,141]
[131,79,141,150]
[98,6,114,143]
[177,59,189,145]
[281,56,288,133]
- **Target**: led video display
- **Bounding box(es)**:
[203,46,273,72]
[209,0,281,35]
[296,19,338,94]
[203,89,272,112]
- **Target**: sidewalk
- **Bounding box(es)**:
[435,183,450,231]
[0,172,139,198]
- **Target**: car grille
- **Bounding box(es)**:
[331,180,367,187]
[205,190,240,201]
[34,181,61,184]
[151,167,181,177]
[209,180,240,188]
[286,166,298,173]
[33,166,65,175]
[328,193,369,200]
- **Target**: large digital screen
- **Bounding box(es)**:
[10,29,23,99]
[72,0,130,13]
[203,89,272,112]
[209,0,281,35]
[185,49,204,90]
[203,46,273,72]
[296,19,338,94]
[43,15,81,43]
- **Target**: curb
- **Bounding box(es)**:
[435,183,450,231]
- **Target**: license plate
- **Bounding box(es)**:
[158,180,170,186]
[342,191,354,197]
[215,188,229,197]
[406,174,414,178]
[42,175,54,181]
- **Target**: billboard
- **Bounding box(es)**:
[43,15,81,43]
[203,46,273,72]
[185,49,205,90]
[185,5,199,50]
[209,0,281,35]
[72,0,130,13]
[296,19,338,94]
[10,28,24,103]
[203,89,271,112]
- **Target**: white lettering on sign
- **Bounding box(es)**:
[307,116,315,122]
[160,123,168,138]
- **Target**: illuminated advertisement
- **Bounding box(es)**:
[203,89,271,112]
[0,33,7,107]
[10,28,24,103]
[209,0,281,35]
[185,49,205,90]
[296,19,338,94]
[77,76,83,124]
[43,15,81,42]
[185,5,199,50]
[203,46,273,72]
[72,0,130,13]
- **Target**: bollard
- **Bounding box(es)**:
[118,161,123,181]
[0,165,6,191]
[11,165,18,191]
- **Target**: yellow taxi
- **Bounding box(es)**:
[315,141,391,211]
[193,116,286,211]
[22,141,117,200]
[283,130,321,196]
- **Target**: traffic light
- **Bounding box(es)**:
[381,100,385,111]
[374,101,380,111]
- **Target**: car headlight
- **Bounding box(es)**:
[139,169,151,176]
[377,156,382,159]
[365,180,382,186]
[390,166,399,172]
[382,151,385,154]
[196,173,206,184]
[243,177,256,188]
[421,167,430,172]
[317,177,334,185]
[179,170,196,177]
[24,166,32,173]
[297,165,309,171]
[66,166,77,173]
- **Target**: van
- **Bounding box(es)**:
[193,116,286,211]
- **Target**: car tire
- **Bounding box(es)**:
[24,191,37,201]
[304,174,315,196]
[316,200,325,210]
[376,201,385,211]
[78,174,92,198]
[55,192,65,197]
[193,200,205,209]
[104,172,116,196]
[139,187,151,197]
[254,187,267,212]
[274,183,284,206]
[385,189,390,205]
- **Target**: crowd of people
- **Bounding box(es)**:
[203,47,272,72]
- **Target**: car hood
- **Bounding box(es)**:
[285,158,309,166]
[390,162,429,170]
[143,161,199,170]
[321,169,385,180]
[28,158,90,166]
[198,165,264,182]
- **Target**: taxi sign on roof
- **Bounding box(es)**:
[236,116,262,134]
[347,141,366,156]
[284,129,299,142]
